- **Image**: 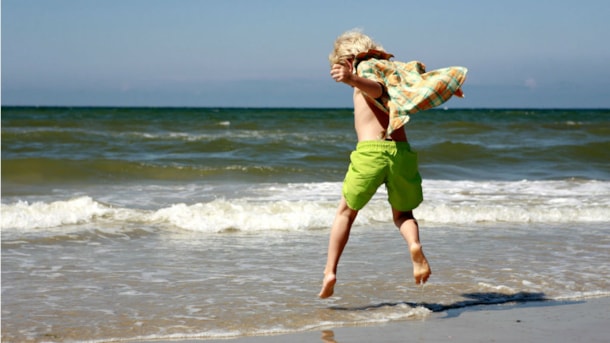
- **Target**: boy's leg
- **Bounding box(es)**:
[392,209,431,285]
[319,196,358,298]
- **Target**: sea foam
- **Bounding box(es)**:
[2,180,609,235]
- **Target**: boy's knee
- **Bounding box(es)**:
[393,210,416,227]
[340,207,358,222]
[337,199,358,221]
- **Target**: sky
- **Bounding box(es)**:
[2,0,610,108]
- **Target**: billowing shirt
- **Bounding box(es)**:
[354,50,467,137]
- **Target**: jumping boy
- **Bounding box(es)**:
[319,30,467,298]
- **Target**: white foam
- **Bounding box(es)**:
[1,196,112,230]
[416,179,610,224]
[2,180,609,235]
[150,199,335,233]
[478,282,517,293]
[553,290,610,301]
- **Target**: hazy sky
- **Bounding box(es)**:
[3,0,610,108]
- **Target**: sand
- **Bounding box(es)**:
[147,297,610,343]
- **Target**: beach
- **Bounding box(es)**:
[195,297,610,343]
[2,107,609,342]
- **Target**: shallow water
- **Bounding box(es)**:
[2,219,609,342]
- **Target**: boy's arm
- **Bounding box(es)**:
[330,60,383,99]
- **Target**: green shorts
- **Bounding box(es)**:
[342,140,423,211]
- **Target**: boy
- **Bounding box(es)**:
[319,30,467,298]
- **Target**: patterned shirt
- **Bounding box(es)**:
[354,50,467,137]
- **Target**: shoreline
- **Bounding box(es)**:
[144,296,610,343]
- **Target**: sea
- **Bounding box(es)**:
[2,107,609,342]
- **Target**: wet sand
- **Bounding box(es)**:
[152,297,609,343]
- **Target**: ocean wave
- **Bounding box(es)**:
[1,197,113,230]
[2,180,609,237]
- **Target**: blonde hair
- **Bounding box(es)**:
[328,29,384,65]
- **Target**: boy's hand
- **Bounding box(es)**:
[330,60,354,84]
[331,59,383,97]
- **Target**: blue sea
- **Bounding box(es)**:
[2,107,609,342]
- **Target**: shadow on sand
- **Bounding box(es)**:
[329,291,583,318]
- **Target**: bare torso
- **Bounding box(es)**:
[353,89,408,142]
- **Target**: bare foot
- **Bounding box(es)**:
[410,243,431,285]
[318,272,336,298]
[321,330,337,343]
